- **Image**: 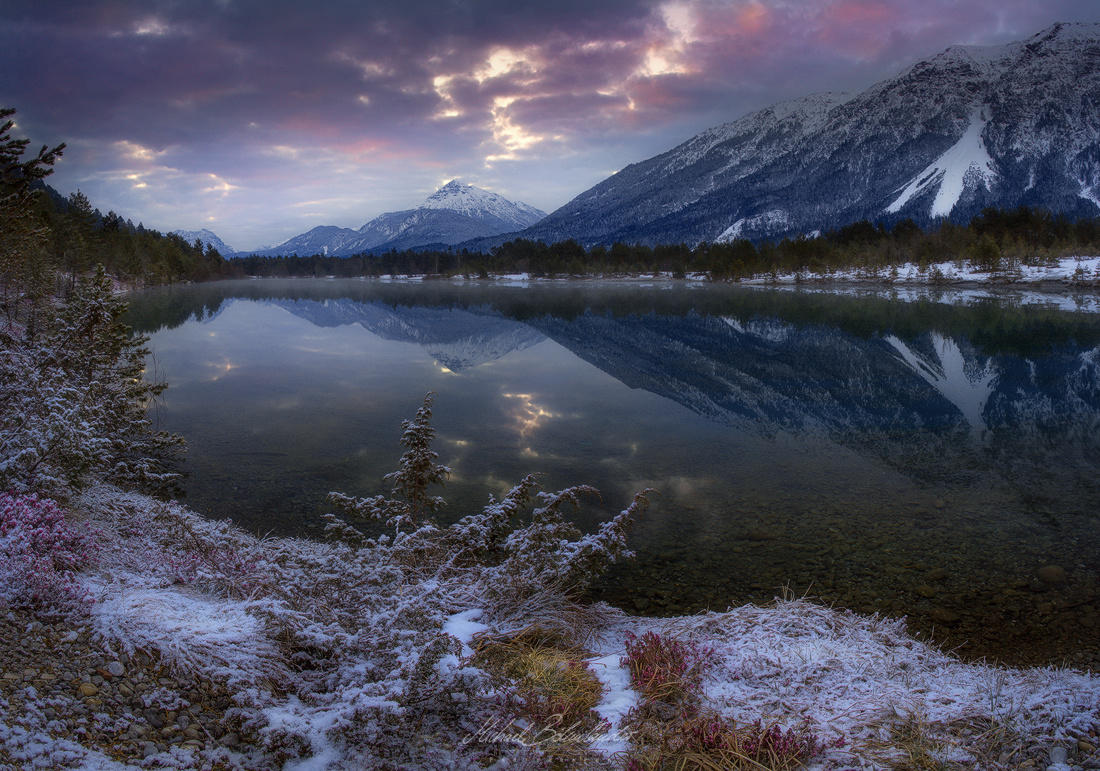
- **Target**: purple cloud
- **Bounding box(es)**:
[2,0,1098,249]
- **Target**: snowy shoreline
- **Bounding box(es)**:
[3,485,1099,770]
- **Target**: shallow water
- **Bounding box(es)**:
[128,279,1100,668]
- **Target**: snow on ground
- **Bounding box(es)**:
[740,256,1100,312]
[4,485,1099,769]
[589,603,1100,768]
[587,652,638,756]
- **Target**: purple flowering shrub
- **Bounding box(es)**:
[621,630,844,769]
[0,491,96,611]
[622,630,712,703]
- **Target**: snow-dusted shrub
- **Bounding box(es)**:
[77,396,649,768]
[0,491,95,611]
[0,266,182,496]
[326,396,652,639]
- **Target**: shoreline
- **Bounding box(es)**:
[3,485,1099,769]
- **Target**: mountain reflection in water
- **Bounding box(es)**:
[128,279,1100,668]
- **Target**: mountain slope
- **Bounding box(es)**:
[172,229,237,256]
[256,181,546,257]
[509,22,1100,247]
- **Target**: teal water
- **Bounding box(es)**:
[129,279,1100,667]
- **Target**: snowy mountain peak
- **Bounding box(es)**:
[418,180,546,228]
[171,229,236,256]
[254,182,546,257]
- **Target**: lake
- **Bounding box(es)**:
[128,278,1100,668]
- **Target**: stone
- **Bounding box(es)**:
[1080,739,1097,753]
[220,732,240,748]
[1038,565,1067,586]
[142,741,158,759]
[915,584,936,598]
[929,607,960,624]
[106,661,124,677]
[78,682,98,697]
[925,567,948,582]
[143,708,165,729]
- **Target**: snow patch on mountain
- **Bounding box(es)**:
[715,210,790,242]
[1079,183,1100,211]
[886,108,999,218]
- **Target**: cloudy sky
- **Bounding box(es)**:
[3,1,1099,250]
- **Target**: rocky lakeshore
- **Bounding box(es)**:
[2,482,1100,770]
[0,606,262,769]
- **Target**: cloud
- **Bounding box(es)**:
[2,0,1099,247]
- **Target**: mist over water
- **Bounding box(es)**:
[129,279,1100,667]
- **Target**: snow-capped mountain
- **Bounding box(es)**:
[500,22,1100,247]
[171,229,236,256]
[255,225,362,257]
[418,180,546,227]
[252,181,546,257]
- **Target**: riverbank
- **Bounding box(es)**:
[2,484,1099,770]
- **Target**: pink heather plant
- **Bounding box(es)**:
[621,630,712,703]
[0,491,96,612]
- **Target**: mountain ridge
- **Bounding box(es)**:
[171,229,238,256]
[248,181,546,257]
[462,22,1100,249]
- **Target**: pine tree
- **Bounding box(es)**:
[0,266,182,495]
[0,107,64,328]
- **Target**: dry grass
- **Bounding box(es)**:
[860,712,1038,770]
[623,709,838,771]
[474,626,610,768]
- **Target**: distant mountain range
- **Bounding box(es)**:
[467,22,1100,248]
[176,22,1100,255]
[238,180,545,257]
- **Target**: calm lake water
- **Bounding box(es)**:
[128,279,1100,668]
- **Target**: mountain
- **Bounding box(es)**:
[254,225,362,257]
[502,22,1100,247]
[251,181,546,257]
[172,229,237,256]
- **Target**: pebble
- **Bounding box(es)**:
[1038,565,1068,586]
[1081,739,1097,753]
[1,605,263,765]
[915,584,936,598]
[929,607,960,624]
